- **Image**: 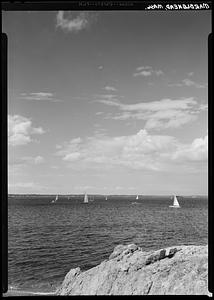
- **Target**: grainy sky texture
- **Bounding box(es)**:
[3,10,210,195]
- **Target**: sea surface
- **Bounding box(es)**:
[7,195,208,294]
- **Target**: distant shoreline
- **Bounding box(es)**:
[8,194,208,197]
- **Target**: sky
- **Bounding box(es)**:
[3,10,210,195]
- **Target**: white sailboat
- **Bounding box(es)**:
[51,194,58,203]
[105,196,108,200]
[169,195,180,208]
[136,195,139,200]
[84,192,89,204]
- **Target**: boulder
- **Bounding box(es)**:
[56,244,209,295]
[109,243,139,260]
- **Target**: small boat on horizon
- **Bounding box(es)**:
[169,195,180,208]
[136,195,139,200]
[51,194,58,204]
[83,192,89,204]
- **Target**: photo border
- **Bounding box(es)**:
[1,0,213,296]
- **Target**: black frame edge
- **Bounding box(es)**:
[1,32,8,295]
[1,1,213,11]
[1,2,212,297]
[208,32,213,294]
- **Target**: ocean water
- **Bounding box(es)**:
[7,195,208,293]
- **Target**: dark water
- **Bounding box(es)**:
[8,195,208,293]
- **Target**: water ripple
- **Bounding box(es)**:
[8,196,208,292]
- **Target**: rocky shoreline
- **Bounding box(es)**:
[56,244,209,295]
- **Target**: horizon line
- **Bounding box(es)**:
[8,193,208,197]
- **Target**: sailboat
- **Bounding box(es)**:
[105,196,108,200]
[136,195,139,200]
[169,195,180,208]
[51,194,58,203]
[83,192,89,204]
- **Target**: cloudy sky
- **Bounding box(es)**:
[3,10,210,195]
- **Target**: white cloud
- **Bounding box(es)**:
[95,111,104,115]
[56,130,208,173]
[155,70,164,76]
[56,11,97,33]
[136,66,152,71]
[8,181,47,191]
[9,182,36,189]
[172,134,208,162]
[134,70,152,77]
[56,129,176,171]
[56,137,82,157]
[96,99,120,107]
[20,92,61,102]
[143,109,198,130]
[119,98,196,111]
[93,94,121,107]
[182,78,207,88]
[97,97,200,130]
[63,152,81,162]
[133,66,163,77]
[10,156,45,166]
[8,115,45,146]
[168,78,207,88]
[199,103,208,111]
[95,94,119,100]
[93,123,106,137]
[34,156,45,164]
[104,86,117,92]
[23,156,45,164]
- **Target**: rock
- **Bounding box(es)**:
[168,248,178,258]
[109,244,127,260]
[109,243,139,260]
[56,244,209,295]
[56,267,81,294]
[159,249,166,260]
[145,249,167,265]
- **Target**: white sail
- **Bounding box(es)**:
[84,193,88,203]
[105,196,108,200]
[169,195,180,208]
[173,195,179,207]
[136,195,139,200]
[51,194,58,203]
